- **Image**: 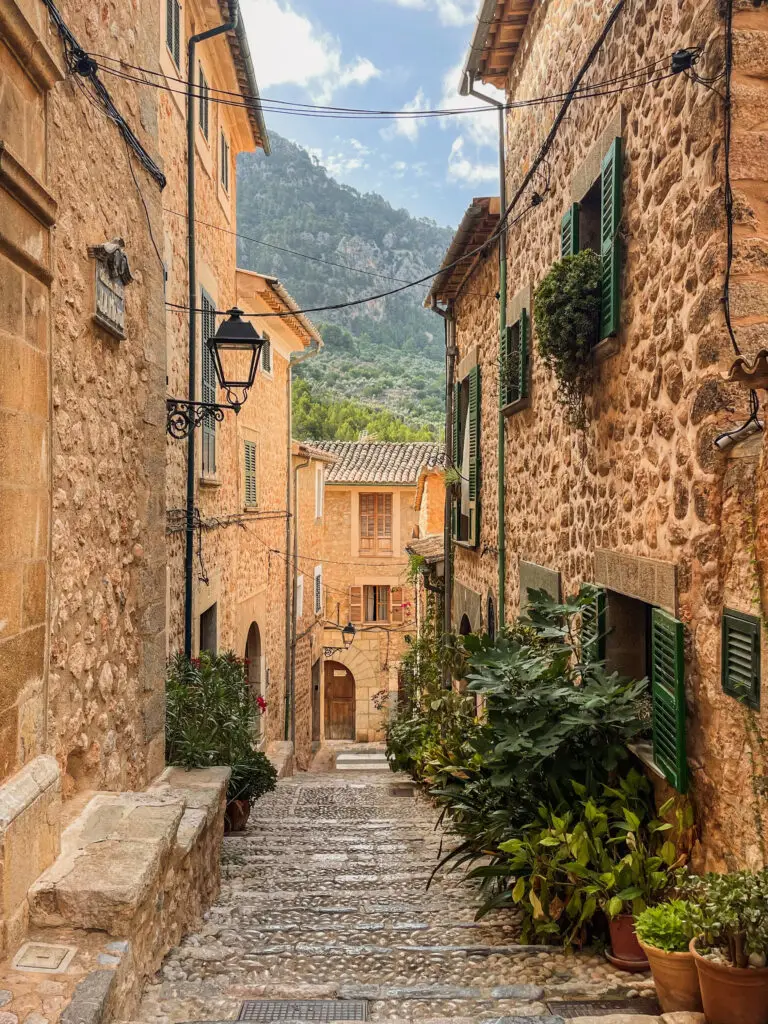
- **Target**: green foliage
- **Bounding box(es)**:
[292,378,435,442]
[534,250,602,426]
[165,651,277,804]
[683,869,768,967]
[635,900,704,953]
[237,133,450,433]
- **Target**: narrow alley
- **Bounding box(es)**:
[134,750,659,1024]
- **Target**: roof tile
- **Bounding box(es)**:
[307,441,445,486]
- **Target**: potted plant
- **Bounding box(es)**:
[165,651,277,833]
[635,900,703,1011]
[687,870,768,1024]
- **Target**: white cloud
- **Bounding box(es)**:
[380,88,430,143]
[308,144,369,179]
[439,57,504,148]
[242,0,380,103]
[447,136,498,183]
[380,0,476,27]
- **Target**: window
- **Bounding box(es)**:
[166,0,181,68]
[315,464,324,518]
[560,136,623,342]
[359,493,392,553]
[296,574,304,619]
[198,62,209,139]
[349,585,404,624]
[722,609,761,710]
[201,290,217,475]
[244,439,257,508]
[199,603,217,654]
[314,566,323,615]
[451,365,480,548]
[261,335,272,374]
[502,308,529,408]
[220,131,230,192]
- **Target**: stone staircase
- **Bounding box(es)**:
[334,749,390,772]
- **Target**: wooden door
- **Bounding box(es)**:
[324,661,355,740]
[311,659,321,743]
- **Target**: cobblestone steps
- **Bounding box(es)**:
[131,767,657,1024]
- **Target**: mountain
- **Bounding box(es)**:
[236,133,452,437]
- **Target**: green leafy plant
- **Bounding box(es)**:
[635,900,704,953]
[683,869,768,967]
[166,651,277,805]
[534,249,602,426]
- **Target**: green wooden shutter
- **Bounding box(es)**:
[722,609,761,710]
[244,440,257,508]
[451,381,460,541]
[201,291,217,475]
[560,203,580,257]
[518,308,529,401]
[468,365,480,547]
[600,137,623,340]
[651,608,688,792]
[199,64,209,138]
[581,587,606,662]
[166,0,174,55]
[173,0,180,66]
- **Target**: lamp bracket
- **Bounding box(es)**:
[166,398,242,439]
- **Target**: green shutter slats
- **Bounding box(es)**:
[518,308,529,402]
[166,0,174,53]
[201,292,217,475]
[451,380,460,542]
[651,608,688,793]
[600,137,623,340]
[199,65,209,138]
[581,587,606,662]
[244,441,257,507]
[468,365,480,547]
[502,311,528,408]
[722,609,761,710]
[174,1,180,66]
[561,203,580,258]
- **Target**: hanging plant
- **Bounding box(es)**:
[534,249,602,427]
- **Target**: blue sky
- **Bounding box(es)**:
[241,0,504,229]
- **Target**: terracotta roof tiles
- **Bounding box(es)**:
[307,441,445,486]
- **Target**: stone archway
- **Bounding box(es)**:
[459,613,472,636]
[244,622,263,698]
[324,642,379,741]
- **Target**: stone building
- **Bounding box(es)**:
[428,0,768,869]
[309,441,444,742]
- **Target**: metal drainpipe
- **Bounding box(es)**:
[429,300,455,670]
[183,5,238,659]
[290,456,310,749]
[284,340,319,741]
[467,73,507,626]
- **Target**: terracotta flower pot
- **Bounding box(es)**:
[607,914,649,971]
[638,939,702,1013]
[690,938,768,1024]
[224,797,251,833]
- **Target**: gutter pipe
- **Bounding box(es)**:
[184,6,238,659]
[430,299,455,681]
[284,340,320,741]
[464,70,508,628]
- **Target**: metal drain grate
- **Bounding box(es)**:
[238,1001,368,1022]
[389,784,415,797]
[547,999,660,1018]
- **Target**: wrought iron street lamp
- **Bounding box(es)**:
[167,307,265,438]
[324,622,357,658]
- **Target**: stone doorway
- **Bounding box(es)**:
[311,658,322,745]
[245,621,263,698]
[324,661,355,740]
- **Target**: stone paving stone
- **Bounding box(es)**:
[131,765,658,1024]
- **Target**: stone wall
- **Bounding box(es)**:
[451,0,768,868]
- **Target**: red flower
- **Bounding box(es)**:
[256,696,267,713]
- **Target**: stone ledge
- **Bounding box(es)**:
[267,742,294,778]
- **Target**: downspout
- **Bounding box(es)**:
[466,71,507,626]
[430,300,455,665]
[284,339,320,741]
[290,456,310,749]
[184,5,238,658]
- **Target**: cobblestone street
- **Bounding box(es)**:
[132,755,661,1024]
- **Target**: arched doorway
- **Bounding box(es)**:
[245,622,262,698]
[459,614,472,636]
[324,660,355,740]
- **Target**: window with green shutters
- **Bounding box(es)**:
[501,308,529,408]
[243,440,257,508]
[581,587,606,662]
[451,368,480,547]
[198,63,210,139]
[650,608,688,793]
[166,0,180,68]
[201,290,217,476]
[560,202,580,258]
[466,365,480,547]
[722,609,761,710]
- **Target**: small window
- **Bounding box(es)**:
[501,308,529,408]
[220,131,230,192]
[166,0,181,68]
[201,290,217,475]
[722,609,761,710]
[198,63,209,139]
[451,366,480,547]
[244,440,257,508]
[199,603,217,654]
[359,494,392,553]
[314,566,323,615]
[315,464,324,518]
[296,574,304,619]
[350,585,403,624]
[261,335,272,374]
[365,585,390,623]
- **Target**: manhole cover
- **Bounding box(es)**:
[13,941,77,974]
[239,1001,368,1022]
[547,999,660,1018]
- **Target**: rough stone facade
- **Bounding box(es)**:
[447,0,768,868]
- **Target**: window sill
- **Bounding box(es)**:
[244,504,258,512]
[455,540,478,551]
[593,336,619,363]
[199,475,222,489]
[628,740,665,780]
[502,395,530,417]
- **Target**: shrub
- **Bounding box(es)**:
[166,651,277,805]
[534,250,602,426]
[683,869,768,967]
[635,900,703,953]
